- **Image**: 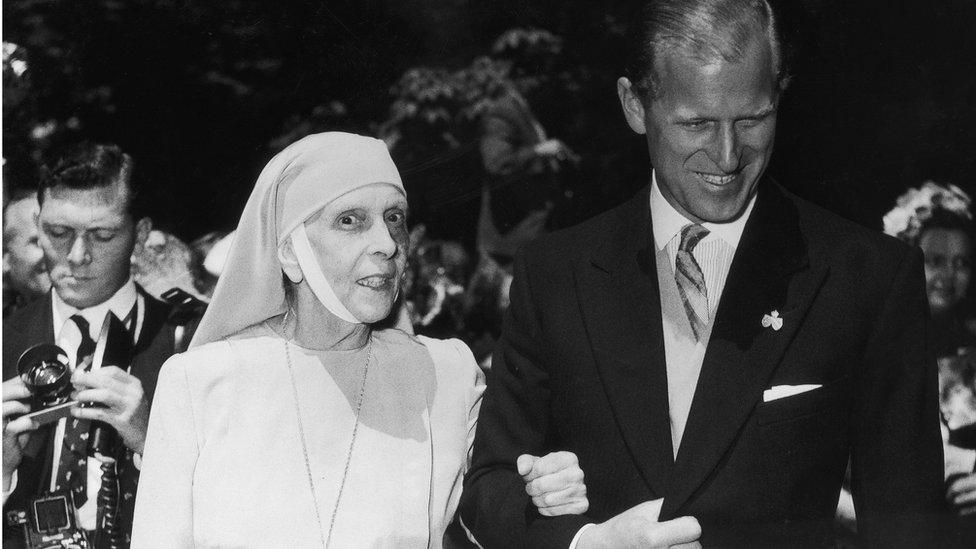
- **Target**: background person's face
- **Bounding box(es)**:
[629,36,778,223]
[304,183,409,323]
[3,197,51,296]
[38,182,141,309]
[919,227,972,318]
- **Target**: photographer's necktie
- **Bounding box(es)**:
[53,314,96,506]
[675,224,710,342]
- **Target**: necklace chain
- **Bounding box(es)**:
[285,338,372,549]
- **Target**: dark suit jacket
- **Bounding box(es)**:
[2,286,194,547]
[460,181,946,548]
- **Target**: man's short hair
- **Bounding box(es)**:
[2,187,38,249]
[625,0,792,100]
[37,142,146,220]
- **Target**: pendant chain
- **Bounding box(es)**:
[285,338,372,549]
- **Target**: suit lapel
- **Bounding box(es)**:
[662,181,829,517]
[577,186,674,496]
[128,286,172,403]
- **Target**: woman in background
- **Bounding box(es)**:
[884,181,975,543]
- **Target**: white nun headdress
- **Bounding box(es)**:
[190,132,404,348]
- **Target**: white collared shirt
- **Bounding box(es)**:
[49,277,144,530]
[650,172,756,455]
[650,172,755,316]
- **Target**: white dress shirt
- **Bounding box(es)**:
[650,174,755,454]
[49,278,142,530]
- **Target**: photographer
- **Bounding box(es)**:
[2,143,199,548]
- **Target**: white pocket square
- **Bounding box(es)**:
[763,384,822,402]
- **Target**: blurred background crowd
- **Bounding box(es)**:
[3,0,976,536]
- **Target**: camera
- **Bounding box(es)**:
[5,492,89,549]
[17,344,79,425]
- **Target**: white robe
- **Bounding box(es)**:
[131,325,484,548]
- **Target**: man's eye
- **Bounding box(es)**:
[386,211,406,225]
[92,230,116,242]
[680,120,709,130]
[46,226,70,238]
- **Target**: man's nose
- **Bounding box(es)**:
[67,233,92,265]
[709,124,741,174]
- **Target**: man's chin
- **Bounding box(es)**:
[53,284,107,309]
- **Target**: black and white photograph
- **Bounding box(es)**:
[2,1,975,547]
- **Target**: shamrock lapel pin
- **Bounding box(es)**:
[761,310,783,331]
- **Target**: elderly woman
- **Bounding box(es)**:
[131,133,586,548]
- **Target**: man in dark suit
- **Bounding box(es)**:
[2,143,198,548]
[460,1,945,547]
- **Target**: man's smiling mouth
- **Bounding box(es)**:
[695,172,737,186]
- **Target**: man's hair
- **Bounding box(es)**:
[625,0,792,100]
[37,142,146,219]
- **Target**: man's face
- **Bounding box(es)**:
[3,197,51,297]
[38,181,148,309]
[618,35,779,223]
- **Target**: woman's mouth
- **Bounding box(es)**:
[357,274,394,290]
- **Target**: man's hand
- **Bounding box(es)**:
[947,472,976,516]
[71,366,149,454]
[519,451,589,516]
[3,377,38,490]
[577,499,701,549]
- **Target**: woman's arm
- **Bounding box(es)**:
[130,354,199,548]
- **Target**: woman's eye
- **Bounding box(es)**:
[337,214,362,228]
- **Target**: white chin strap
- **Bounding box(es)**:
[290,224,361,324]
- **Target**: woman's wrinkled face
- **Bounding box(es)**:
[919,227,972,318]
[305,183,409,323]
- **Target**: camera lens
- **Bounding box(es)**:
[17,344,73,407]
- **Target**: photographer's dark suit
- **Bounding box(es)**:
[2,286,195,547]
[460,180,946,548]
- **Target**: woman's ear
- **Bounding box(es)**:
[278,239,304,283]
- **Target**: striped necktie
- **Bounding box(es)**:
[675,224,710,342]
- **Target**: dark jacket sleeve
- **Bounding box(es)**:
[850,246,948,547]
[460,251,592,548]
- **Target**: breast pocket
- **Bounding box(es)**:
[755,376,851,426]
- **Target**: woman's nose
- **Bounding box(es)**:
[366,222,398,258]
[67,234,92,266]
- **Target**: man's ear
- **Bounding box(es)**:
[134,217,153,248]
[617,77,648,135]
[278,239,304,284]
